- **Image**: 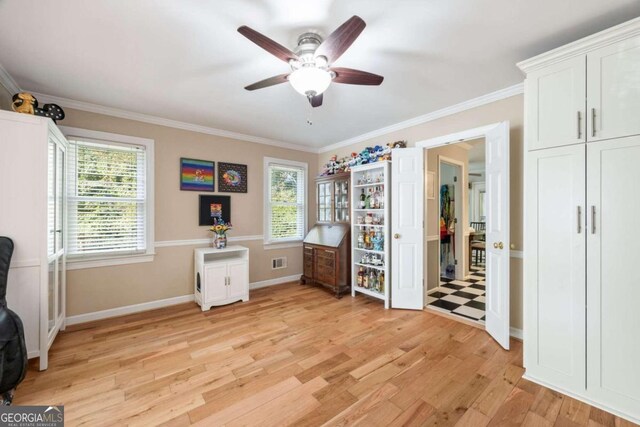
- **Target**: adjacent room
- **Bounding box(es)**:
[0,1,639,425]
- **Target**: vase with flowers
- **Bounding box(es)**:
[210,218,232,249]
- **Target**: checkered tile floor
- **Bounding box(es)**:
[426,266,486,322]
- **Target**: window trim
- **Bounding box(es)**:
[263,157,308,246]
[59,126,155,269]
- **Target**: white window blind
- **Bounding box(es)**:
[67,139,148,257]
[265,159,307,243]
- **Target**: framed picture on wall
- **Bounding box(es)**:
[426,171,435,199]
[199,195,231,226]
[218,162,248,193]
[180,158,215,191]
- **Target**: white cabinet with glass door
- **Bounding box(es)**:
[0,111,68,371]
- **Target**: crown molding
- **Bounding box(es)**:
[0,63,20,95]
[318,82,524,154]
[2,59,524,156]
[517,16,640,73]
[28,91,319,153]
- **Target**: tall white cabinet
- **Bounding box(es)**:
[350,161,391,309]
[521,18,640,424]
[0,111,67,371]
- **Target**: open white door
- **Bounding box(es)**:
[391,147,424,309]
[485,121,511,349]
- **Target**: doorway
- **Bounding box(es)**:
[391,122,510,349]
[425,140,487,324]
[438,159,462,281]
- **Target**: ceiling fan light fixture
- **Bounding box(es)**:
[288,67,332,97]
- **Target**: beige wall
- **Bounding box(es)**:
[317,95,524,330]
[0,84,12,110]
[56,108,317,316]
[0,85,523,328]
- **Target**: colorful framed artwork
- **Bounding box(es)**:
[218,162,248,193]
[199,195,231,226]
[180,158,214,191]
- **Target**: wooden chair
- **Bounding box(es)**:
[469,222,486,266]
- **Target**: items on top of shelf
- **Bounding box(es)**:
[11,92,65,123]
[321,140,407,176]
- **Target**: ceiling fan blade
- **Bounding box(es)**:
[309,94,323,108]
[238,26,299,63]
[245,73,290,91]
[314,16,366,64]
[331,67,384,85]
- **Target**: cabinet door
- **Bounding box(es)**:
[586,137,640,419]
[227,261,248,300]
[525,56,586,150]
[524,145,585,392]
[55,144,66,324]
[333,179,350,223]
[587,35,640,142]
[315,249,336,287]
[317,182,332,222]
[204,264,227,303]
[303,246,314,278]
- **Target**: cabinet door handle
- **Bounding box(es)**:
[591,206,596,234]
[577,206,582,234]
[577,111,582,139]
[591,108,596,137]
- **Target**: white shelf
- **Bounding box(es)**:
[353,286,385,300]
[354,262,385,271]
[350,161,391,309]
[354,248,384,255]
[353,183,385,188]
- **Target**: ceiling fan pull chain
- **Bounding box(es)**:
[306,96,314,125]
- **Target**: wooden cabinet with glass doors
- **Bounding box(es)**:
[315,172,350,223]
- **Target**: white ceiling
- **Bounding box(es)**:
[0,0,638,150]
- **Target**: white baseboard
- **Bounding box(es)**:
[250,274,301,290]
[66,274,301,326]
[510,327,523,340]
[523,374,640,425]
[66,294,195,326]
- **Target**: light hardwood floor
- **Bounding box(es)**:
[16,282,636,426]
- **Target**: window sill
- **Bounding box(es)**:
[66,252,155,270]
[263,241,303,250]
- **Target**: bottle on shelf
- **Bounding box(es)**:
[357,267,365,287]
[359,189,366,209]
[357,231,365,249]
[372,187,379,209]
[369,270,377,292]
[364,189,372,209]
[379,271,385,293]
[363,270,369,289]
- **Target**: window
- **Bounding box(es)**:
[264,157,307,245]
[62,127,154,268]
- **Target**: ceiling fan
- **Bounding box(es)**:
[237,15,384,108]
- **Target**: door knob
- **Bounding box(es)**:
[394,233,400,239]
[493,242,498,249]
[493,242,504,250]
